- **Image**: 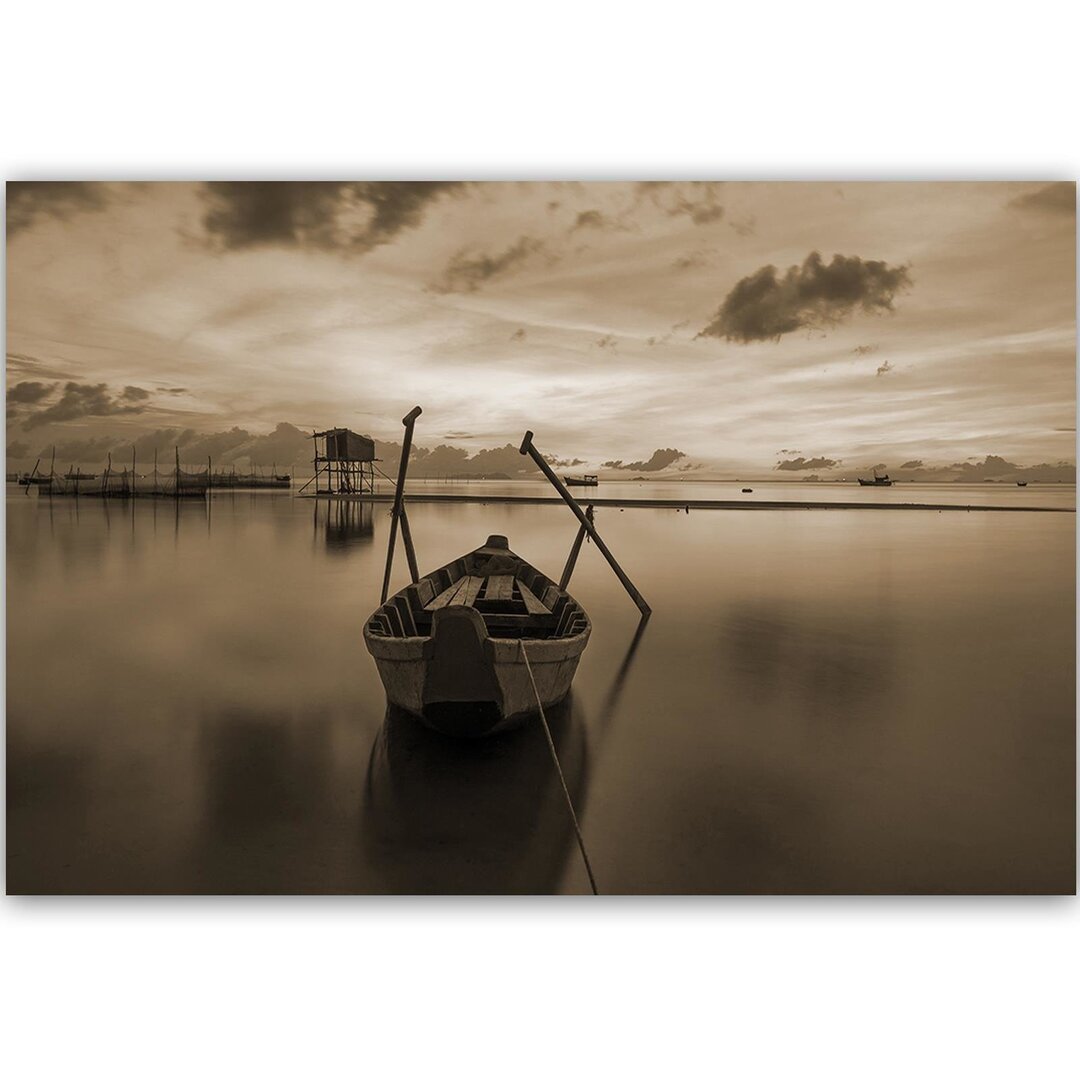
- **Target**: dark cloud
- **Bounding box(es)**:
[889,454,1076,483]
[164,387,188,395]
[5,351,71,380]
[570,209,619,232]
[699,252,912,343]
[19,423,305,466]
[602,448,686,472]
[728,214,756,237]
[40,434,124,463]
[543,454,585,468]
[125,423,312,466]
[22,382,154,430]
[1009,182,1075,215]
[671,191,724,225]
[776,456,839,471]
[594,334,618,350]
[672,249,715,271]
[396,442,542,478]
[201,181,463,252]
[645,319,692,347]
[8,381,56,404]
[875,360,893,377]
[430,236,546,294]
[7,181,109,237]
[510,328,527,342]
[639,181,724,225]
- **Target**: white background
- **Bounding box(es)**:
[2,2,1077,1077]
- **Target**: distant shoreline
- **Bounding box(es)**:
[298,492,1074,513]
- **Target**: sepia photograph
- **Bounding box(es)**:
[6,179,1075,895]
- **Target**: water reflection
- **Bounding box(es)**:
[724,602,895,721]
[361,699,590,894]
[192,708,341,892]
[595,615,650,737]
[6,491,1074,894]
[318,499,375,553]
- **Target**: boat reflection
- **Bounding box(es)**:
[361,697,590,893]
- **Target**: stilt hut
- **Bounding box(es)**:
[310,428,376,494]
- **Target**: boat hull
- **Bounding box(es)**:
[366,624,589,738]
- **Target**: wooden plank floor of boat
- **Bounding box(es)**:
[425,575,552,613]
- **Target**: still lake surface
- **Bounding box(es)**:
[6,482,1076,893]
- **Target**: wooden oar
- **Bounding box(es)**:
[519,430,651,616]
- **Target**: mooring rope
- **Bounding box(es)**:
[518,640,599,895]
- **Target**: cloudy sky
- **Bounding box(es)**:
[5,180,1076,476]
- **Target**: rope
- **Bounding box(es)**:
[518,640,599,895]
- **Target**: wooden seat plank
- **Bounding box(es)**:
[486,574,515,602]
[427,578,465,610]
[451,575,485,607]
[516,579,550,615]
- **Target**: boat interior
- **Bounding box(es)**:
[367,535,589,641]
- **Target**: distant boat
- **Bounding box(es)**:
[741,488,753,493]
[17,474,53,487]
[562,474,598,487]
[857,469,893,487]
[64,470,98,481]
[1017,481,1028,487]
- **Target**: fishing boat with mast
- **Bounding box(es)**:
[857,467,893,487]
[364,408,649,738]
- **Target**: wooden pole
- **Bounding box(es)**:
[519,430,651,616]
[398,505,420,583]
[132,446,137,497]
[25,458,40,495]
[559,523,588,590]
[380,405,422,603]
[175,446,180,499]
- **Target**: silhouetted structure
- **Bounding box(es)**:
[304,428,376,495]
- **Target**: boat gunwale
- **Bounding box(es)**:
[364,538,591,648]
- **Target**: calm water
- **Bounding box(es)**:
[339,476,1078,509]
[6,487,1075,893]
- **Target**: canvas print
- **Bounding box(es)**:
[5,180,1075,894]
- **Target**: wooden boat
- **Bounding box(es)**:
[562,474,598,487]
[365,534,591,738]
[857,469,892,487]
[17,474,53,487]
[64,470,98,481]
[1016,481,1028,487]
